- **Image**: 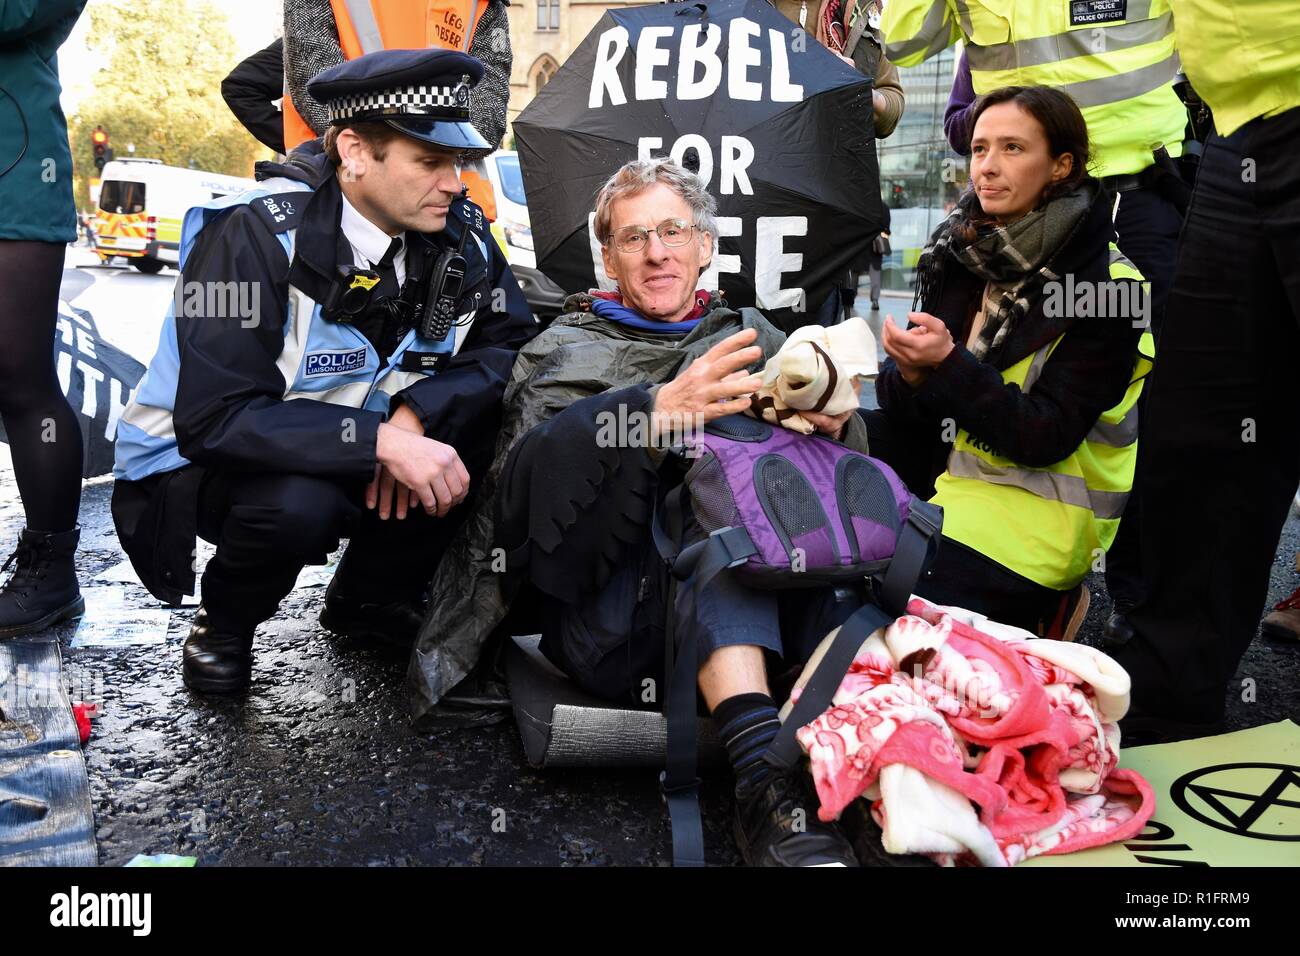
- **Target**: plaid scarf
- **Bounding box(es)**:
[914,182,1096,361]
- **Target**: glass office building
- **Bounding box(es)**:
[876,46,966,294]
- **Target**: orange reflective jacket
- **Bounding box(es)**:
[284,0,497,219]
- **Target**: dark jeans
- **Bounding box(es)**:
[542,544,863,703]
[1115,106,1300,723]
[194,470,465,635]
[1104,183,1185,609]
[914,537,1063,635]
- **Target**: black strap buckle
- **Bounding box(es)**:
[907,500,942,539]
[659,770,702,798]
[671,526,753,581]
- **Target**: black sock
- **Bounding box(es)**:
[713,692,781,795]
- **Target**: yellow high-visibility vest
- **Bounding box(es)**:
[930,245,1155,591]
[1167,0,1300,136]
[882,0,1186,177]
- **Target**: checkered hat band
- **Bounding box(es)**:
[328,85,469,121]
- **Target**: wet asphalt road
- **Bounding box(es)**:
[0,472,1294,867]
[4,476,746,866]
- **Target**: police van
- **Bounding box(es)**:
[93,159,255,274]
[483,150,565,324]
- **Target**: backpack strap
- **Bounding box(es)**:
[650,462,941,864]
[654,480,757,867]
[877,499,943,617]
[765,498,942,771]
[846,12,871,56]
[763,602,894,770]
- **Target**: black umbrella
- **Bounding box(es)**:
[514,0,883,331]
[0,303,145,479]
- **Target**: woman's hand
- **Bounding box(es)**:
[881,312,955,387]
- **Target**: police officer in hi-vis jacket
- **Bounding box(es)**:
[111,49,536,693]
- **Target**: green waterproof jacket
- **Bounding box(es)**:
[0,1,87,243]
[407,296,874,721]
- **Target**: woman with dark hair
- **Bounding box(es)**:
[866,85,1154,641]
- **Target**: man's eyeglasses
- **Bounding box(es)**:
[609,218,697,253]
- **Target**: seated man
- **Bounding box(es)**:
[110,49,536,694]
[413,158,868,866]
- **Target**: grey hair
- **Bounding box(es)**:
[592,158,718,246]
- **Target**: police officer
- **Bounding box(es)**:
[110,49,536,693]
[1114,0,1300,741]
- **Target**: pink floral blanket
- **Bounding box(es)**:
[791,598,1155,866]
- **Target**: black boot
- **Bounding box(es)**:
[318,569,426,646]
[0,527,85,639]
[317,542,428,646]
[1102,610,1136,649]
[182,606,254,694]
[734,770,860,867]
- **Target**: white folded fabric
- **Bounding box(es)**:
[750,316,878,434]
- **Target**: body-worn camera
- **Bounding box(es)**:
[320,267,383,323]
[320,201,481,340]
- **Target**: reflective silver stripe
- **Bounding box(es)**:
[1090,489,1129,521]
[1022,343,1053,393]
[1057,50,1180,108]
[1108,245,1137,271]
[373,369,426,399]
[885,0,952,60]
[283,381,373,407]
[121,402,176,441]
[463,0,477,52]
[951,0,973,36]
[342,0,385,55]
[452,307,477,354]
[1087,405,1139,447]
[1127,0,1155,20]
[965,11,1174,72]
[277,289,311,393]
[947,450,1129,519]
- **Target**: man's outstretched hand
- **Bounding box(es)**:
[654,327,765,429]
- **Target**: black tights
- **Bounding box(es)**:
[0,241,82,532]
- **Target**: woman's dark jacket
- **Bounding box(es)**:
[874,186,1145,488]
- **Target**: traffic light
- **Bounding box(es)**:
[92,126,108,171]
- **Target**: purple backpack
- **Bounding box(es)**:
[656,414,941,605]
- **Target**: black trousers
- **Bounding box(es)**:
[194,470,466,635]
[1115,106,1300,722]
[1103,182,1185,609]
[862,409,1063,633]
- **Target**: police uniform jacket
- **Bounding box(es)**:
[110,147,537,603]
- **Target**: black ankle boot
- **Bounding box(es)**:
[317,545,428,646]
[0,527,85,639]
[182,606,254,693]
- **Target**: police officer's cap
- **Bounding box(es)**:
[309,49,490,152]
